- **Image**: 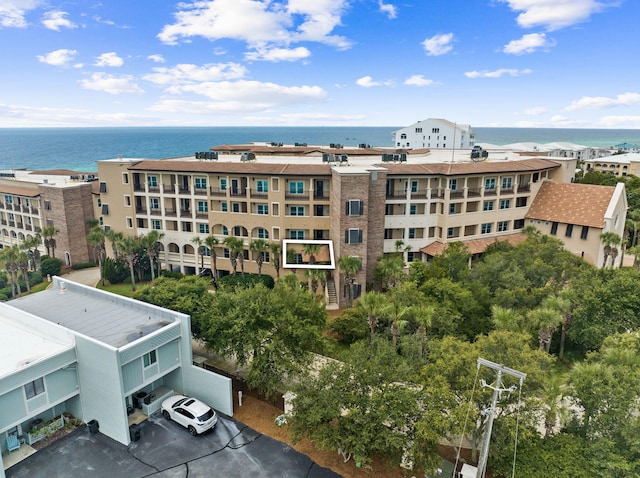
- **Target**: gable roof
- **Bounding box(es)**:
[525,182,616,228]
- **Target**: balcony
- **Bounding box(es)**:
[250,190,268,199]
[136,207,148,214]
[210,187,227,197]
[313,192,330,200]
[194,187,208,196]
[25,224,32,231]
[484,188,497,196]
[163,184,175,193]
[178,187,190,194]
[385,191,406,199]
[196,211,209,219]
[180,209,192,217]
[148,185,160,193]
[133,183,144,192]
[500,187,514,195]
[450,190,464,199]
[165,208,177,217]
[467,188,482,197]
[230,188,246,197]
[517,184,531,193]
[150,208,162,216]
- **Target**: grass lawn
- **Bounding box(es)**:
[96,281,150,298]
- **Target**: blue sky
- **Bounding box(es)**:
[0,0,637,128]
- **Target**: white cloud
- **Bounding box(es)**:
[147,54,165,63]
[498,0,617,31]
[36,48,80,67]
[95,52,124,67]
[378,0,397,19]
[522,106,547,115]
[355,76,394,87]
[465,68,532,78]
[404,75,434,87]
[158,0,351,51]
[422,33,454,56]
[0,0,43,28]
[565,92,640,110]
[143,63,247,85]
[80,73,144,95]
[598,115,640,128]
[245,46,311,62]
[503,32,555,54]
[42,10,75,31]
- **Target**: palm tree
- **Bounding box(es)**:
[87,226,107,286]
[116,235,141,291]
[600,231,622,268]
[305,268,327,297]
[0,245,21,298]
[249,239,268,275]
[491,305,524,332]
[204,235,220,279]
[21,233,42,271]
[413,303,436,358]
[541,373,569,438]
[106,229,124,258]
[302,243,321,265]
[542,293,573,360]
[628,245,640,270]
[357,291,387,344]
[269,242,282,278]
[376,253,404,290]
[142,230,164,282]
[625,210,640,247]
[224,236,244,276]
[16,249,30,294]
[529,306,563,353]
[41,225,59,257]
[337,255,362,307]
[192,236,205,275]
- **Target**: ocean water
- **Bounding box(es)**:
[1,126,639,172]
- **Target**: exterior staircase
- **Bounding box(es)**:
[326,279,338,309]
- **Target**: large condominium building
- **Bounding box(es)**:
[0,170,97,265]
[392,118,475,149]
[97,143,626,307]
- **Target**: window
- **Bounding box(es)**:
[407,251,416,263]
[499,199,511,209]
[8,213,14,221]
[385,204,393,215]
[260,251,270,263]
[257,227,269,239]
[197,200,208,213]
[124,195,131,207]
[514,219,525,229]
[99,182,107,193]
[565,224,574,237]
[257,204,269,215]
[501,177,513,189]
[289,205,305,216]
[516,197,528,207]
[149,197,159,210]
[449,203,456,214]
[408,228,416,239]
[24,378,45,400]
[551,222,558,235]
[449,179,457,191]
[220,178,227,191]
[447,227,455,238]
[581,226,589,239]
[44,200,51,211]
[147,176,158,188]
[481,223,492,234]
[199,223,210,234]
[97,198,102,207]
[222,226,229,235]
[221,202,228,212]
[485,178,496,190]
[194,177,207,190]
[122,173,129,184]
[143,350,157,368]
[290,230,304,240]
[411,181,418,193]
[223,248,230,258]
[415,128,422,133]
[384,229,393,239]
[410,204,417,215]
[289,181,304,194]
[256,180,268,192]
[346,200,363,216]
[102,204,109,215]
[497,221,509,232]
[4,195,13,204]
[152,219,161,230]
[483,201,494,211]
[432,128,440,133]
[345,228,363,244]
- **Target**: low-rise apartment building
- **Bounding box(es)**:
[97,143,622,307]
[0,169,97,266]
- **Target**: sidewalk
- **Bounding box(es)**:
[54,267,101,288]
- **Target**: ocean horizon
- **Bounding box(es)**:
[1,126,639,172]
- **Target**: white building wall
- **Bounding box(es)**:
[392,119,475,149]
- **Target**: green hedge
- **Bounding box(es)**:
[217,273,275,289]
[71,261,97,270]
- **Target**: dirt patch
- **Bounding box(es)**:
[233,395,411,478]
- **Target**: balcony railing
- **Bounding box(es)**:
[163,184,175,193]
[136,207,147,214]
[518,184,531,193]
[209,187,227,197]
[467,188,482,197]
[450,190,464,199]
[385,191,406,199]
[194,188,207,196]
[165,208,177,217]
[250,191,268,199]
[150,208,162,216]
[484,188,497,196]
[500,187,514,195]
[180,209,192,217]
[133,183,144,192]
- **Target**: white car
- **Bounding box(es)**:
[161,395,218,436]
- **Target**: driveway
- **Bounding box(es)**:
[6,413,340,478]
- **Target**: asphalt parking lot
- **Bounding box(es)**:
[6,412,341,478]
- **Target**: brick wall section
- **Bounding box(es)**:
[330,167,387,307]
[39,183,95,264]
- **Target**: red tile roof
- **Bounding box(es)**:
[525,182,616,228]
[128,160,332,176]
[380,158,558,176]
[420,233,528,256]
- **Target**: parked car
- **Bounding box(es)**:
[161,395,217,436]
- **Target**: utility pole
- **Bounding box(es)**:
[475,358,526,478]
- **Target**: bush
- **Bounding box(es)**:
[328,308,368,344]
[103,257,129,284]
[0,272,7,289]
[71,261,97,270]
[218,273,275,289]
[162,270,184,280]
[41,257,63,277]
[29,271,43,285]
